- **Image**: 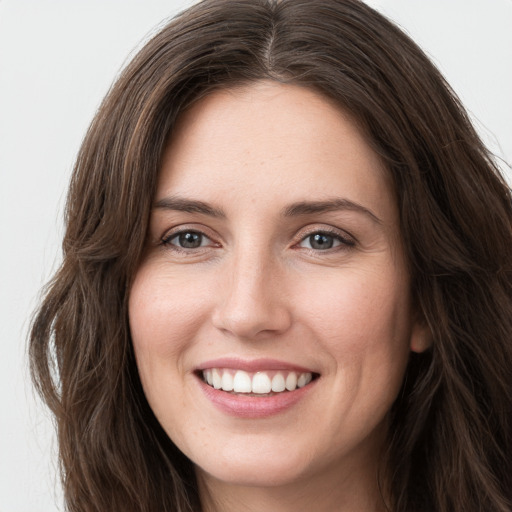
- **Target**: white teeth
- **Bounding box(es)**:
[221,372,234,391]
[203,368,314,394]
[297,372,312,388]
[252,372,272,394]
[285,372,297,391]
[233,370,252,393]
[212,369,222,389]
[271,373,286,392]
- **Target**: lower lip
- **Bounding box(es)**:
[197,376,317,418]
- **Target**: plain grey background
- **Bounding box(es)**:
[1,1,510,510]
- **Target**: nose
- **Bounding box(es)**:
[211,248,292,340]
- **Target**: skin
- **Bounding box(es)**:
[129,81,430,512]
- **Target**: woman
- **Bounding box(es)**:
[29,0,512,511]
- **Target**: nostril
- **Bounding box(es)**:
[211,300,292,340]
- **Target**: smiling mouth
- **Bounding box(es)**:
[200,368,317,395]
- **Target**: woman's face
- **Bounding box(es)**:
[129,82,427,493]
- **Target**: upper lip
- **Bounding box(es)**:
[196,357,317,374]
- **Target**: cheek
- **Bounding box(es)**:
[300,264,411,344]
[129,262,209,355]
[299,267,412,442]
[296,263,413,408]
[127,264,201,440]
[128,263,200,400]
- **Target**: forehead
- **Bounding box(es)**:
[158,81,395,221]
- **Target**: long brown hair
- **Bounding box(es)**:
[29,1,512,511]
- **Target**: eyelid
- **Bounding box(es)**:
[156,223,355,254]
[163,231,212,248]
[160,224,221,249]
[294,224,356,247]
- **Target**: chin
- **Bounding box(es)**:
[192,440,316,488]
[197,459,310,488]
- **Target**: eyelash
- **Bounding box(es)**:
[160,227,356,254]
[161,229,217,254]
[295,228,356,252]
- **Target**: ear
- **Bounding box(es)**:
[409,316,433,353]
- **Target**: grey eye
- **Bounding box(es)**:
[177,232,203,248]
[299,232,343,250]
[165,231,210,249]
[308,233,335,250]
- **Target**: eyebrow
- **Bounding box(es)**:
[153,196,381,224]
[282,198,382,224]
[153,197,226,218]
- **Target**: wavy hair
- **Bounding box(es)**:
[29,1,512,511]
